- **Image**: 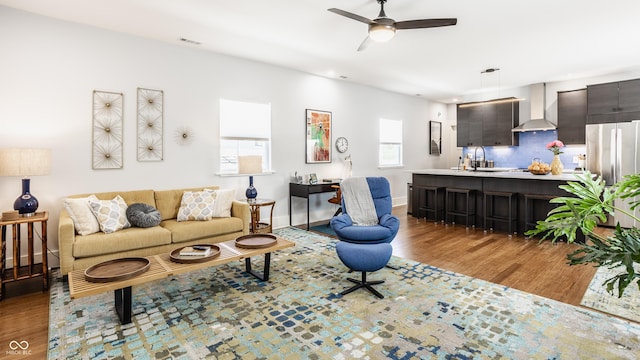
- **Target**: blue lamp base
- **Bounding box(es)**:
[14,178,39,217]
[245,175,258,199]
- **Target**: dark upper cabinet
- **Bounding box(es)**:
[617,79,640,115]
[557,89,587,145]
[587,78,640,123]
[456,105,483,147]
[456,99,518,147]
[486,102,518,146]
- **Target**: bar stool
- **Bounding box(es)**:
[416,186,445,222]
[524,194,556,234]
[445,188,476,227]
[483,191,518,235]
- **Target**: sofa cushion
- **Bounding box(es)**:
[63,195,100,235]
[89,195,132,234]
[177,191,217,221]
[126,203,162,228]
[161,217,244,243]
[72,226,172,258]
[209,188,236,218]
[155,186,220,221]
[89,189,156,207]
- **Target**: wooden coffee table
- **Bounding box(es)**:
[68,236,294,324]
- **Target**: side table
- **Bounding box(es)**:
[245,199,275,233]
[0,211,49,300]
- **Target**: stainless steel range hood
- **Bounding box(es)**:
[512,83,557,132]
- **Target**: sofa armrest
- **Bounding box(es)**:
[58,209,77,276]
[231,200,251,235]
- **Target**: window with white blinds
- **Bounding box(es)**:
[379,118,403,167]
[219,99,271,174]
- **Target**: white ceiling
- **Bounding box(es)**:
[3,0,640,103]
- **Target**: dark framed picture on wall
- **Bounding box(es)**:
[305,109,332,163]
[429,120,441,155]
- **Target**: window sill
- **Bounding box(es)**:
[377,165,404,170]
[217,171,276,177]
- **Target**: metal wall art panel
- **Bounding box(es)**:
[92,90,124,169]
[137,88,164,161]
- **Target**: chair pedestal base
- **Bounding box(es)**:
[341,272,385,299]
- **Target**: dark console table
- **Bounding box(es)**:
[289,182,340,230]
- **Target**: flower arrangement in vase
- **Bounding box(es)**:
[546,140,565,175]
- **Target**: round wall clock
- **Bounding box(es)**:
[335,136,349,153]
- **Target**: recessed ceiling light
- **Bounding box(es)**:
[179,37,201,45]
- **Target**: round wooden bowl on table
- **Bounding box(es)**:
[84,257,151,283]
[530,169,551,175]
[169,244,221,264]
[235,234,277,249]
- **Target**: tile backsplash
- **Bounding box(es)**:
[461,131,586,169]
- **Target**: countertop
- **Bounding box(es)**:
[411,168,585,181]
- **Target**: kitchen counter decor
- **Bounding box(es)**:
[547,140,565,175]
[527,159,551,175]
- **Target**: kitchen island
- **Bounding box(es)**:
[411,169,585,235]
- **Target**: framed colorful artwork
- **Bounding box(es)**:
[305,109,332,163]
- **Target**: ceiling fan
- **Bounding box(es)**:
[328,0,457,51]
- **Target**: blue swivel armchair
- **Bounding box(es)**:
[330,177,400,244]
[330,177,400,298]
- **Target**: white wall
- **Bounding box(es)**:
[0,7,453,267]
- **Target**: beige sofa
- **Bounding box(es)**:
[58,186,251,276]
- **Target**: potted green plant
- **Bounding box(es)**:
[526,171,640,297]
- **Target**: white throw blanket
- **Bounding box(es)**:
[340,177,378,226]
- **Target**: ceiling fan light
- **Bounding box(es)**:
[369,24,395,42]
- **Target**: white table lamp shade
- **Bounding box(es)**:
[238,156,263,174]
[0,148,52,177]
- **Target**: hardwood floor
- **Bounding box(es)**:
[0,205,597,359]
[0,280,50,360]
[391,206,597,306]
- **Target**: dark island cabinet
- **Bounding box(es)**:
[587,78,640,124]
[456,99,518,147]
[557,89,587,145]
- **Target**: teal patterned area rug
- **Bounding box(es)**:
[581,264,640,323]
[310,223,337,237]
[49,227,640,359]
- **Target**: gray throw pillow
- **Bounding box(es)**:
[126,203,161,228]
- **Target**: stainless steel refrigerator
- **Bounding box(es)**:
[586,120,640,228]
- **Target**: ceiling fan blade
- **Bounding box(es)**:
[357,36,373,52]
[328,8,372,24]
[395,18,457,30]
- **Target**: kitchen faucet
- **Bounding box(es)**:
[473,146,485,171]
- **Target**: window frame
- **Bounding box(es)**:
[378,118,404,168]
[219,98,273,175]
